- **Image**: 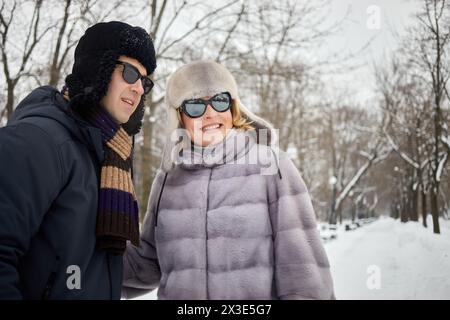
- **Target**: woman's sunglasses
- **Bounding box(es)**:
[116,60,154,94]
[180,92,232,118]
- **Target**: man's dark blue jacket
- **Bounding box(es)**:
[0,86,123,299]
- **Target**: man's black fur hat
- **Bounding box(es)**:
[65,21,156,134]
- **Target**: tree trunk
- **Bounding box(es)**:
[411,184,419,221]
[49,67,61,88]
[430,187,441,234]
[328,173,337,225]
[338,207,342,225]
[6,83,15,120]
[139,122,153,221]
[351,203,356,222]
[393,202,399,219]
[400,191,408,223]
[421,188,427,228]
[431,0,442,235]
[138,97,156,222]
[400,209,409,222]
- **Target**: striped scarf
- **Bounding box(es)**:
[86,107,140,255]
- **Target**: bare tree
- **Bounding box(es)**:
[331,132,391,224]
[0,0,55,120]
[232,0,337,147]
[302,100,389,224]
[410,0,450,233]
[47,0,138,87]
[376,54,434,226]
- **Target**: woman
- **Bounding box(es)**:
[122,60,335,300]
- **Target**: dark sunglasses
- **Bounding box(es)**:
[180,92,232,118]
[116,60,154,94]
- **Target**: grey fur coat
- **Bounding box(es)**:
[122,130,335,300]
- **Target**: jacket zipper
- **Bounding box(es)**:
[42,272,57,300]
[42,256,60,300]
[107,253,113,299]
[205,168,213,299]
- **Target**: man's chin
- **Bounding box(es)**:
[118,114,131,125]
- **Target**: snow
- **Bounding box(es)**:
[131,216,450,300]
[326,216,450,299]
[385,131,419,169]
[334,159,372,211]
[442,135,450,151]
[131,288,158,300]
[436,153,448,182]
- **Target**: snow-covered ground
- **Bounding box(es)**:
[131,216,450,300]
[326,216,450,300]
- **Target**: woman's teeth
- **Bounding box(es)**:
[203,124,221,132]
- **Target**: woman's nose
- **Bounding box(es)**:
[203,104,217,118]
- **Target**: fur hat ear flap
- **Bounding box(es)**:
[238,99,278,146]
[64,73,98,119]
[65,49,118,119]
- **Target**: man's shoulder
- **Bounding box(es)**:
[8,86,79,147]
[11,115,75,148]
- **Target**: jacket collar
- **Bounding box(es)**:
[178,129,257,169]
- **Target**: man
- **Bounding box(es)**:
[0,21,156,299]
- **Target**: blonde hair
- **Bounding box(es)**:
[231,100,255,131]
[177,99,255,131]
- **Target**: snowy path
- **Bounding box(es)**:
[325,216,450,299]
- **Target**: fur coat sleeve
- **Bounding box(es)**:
[122,171,164,299]
[268,153,335,299]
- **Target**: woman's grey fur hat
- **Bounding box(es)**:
[161,59,276,172]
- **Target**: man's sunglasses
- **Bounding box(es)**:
[116,60,154,94]
[180,92,232,118]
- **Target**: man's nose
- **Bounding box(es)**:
[131,79,145,95]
